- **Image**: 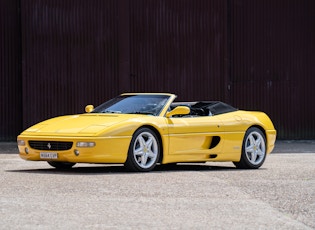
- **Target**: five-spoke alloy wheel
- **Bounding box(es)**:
[233,127,267,169]
[125,127,160,172]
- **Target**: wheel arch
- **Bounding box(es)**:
[247,125,267,143]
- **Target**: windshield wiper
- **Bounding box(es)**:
[102,110,121,114]
[127,111,155,115]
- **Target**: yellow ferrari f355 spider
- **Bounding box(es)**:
[17,93,276,172]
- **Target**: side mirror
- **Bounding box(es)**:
[166,106,190,118]
[85,105,94,113]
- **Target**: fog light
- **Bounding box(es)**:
[74,149,80,156]
[76,142,96,147]
[25,147,29,154]
[17,140,25,146]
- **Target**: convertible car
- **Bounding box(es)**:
[17,93,276,172]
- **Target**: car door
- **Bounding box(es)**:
[167,116,224,156]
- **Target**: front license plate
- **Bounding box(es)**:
[40,152,58,159]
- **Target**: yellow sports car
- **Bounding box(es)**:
[17,93,276,172]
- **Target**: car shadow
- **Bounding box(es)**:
[5,163,258,175]
[155,164,237,172]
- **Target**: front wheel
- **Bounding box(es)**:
[233,127,266,169]
[124,128,160,172]
[47,161,76,169]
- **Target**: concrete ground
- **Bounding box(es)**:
[0,141,314,229]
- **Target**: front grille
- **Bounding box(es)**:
[29,141,73,151]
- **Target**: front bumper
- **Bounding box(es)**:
[17,135,131,164]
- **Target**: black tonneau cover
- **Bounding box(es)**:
[171,101,237,116]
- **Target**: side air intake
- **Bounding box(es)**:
[209,136,220,149]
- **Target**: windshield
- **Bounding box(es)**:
[91,95,170,116]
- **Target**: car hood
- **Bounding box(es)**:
[21,114,136,136]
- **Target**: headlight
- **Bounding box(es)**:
[17,139,25,146]
[76,142,96,147]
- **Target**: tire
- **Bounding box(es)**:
[47,161,76,169]
[233,127,266,169]
[124,127,160,172]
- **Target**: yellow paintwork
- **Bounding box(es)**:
[17,93,276,165]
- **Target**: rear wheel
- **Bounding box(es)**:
[47,161,76,169]
[233,127,266,169]
[124,128,160,172]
